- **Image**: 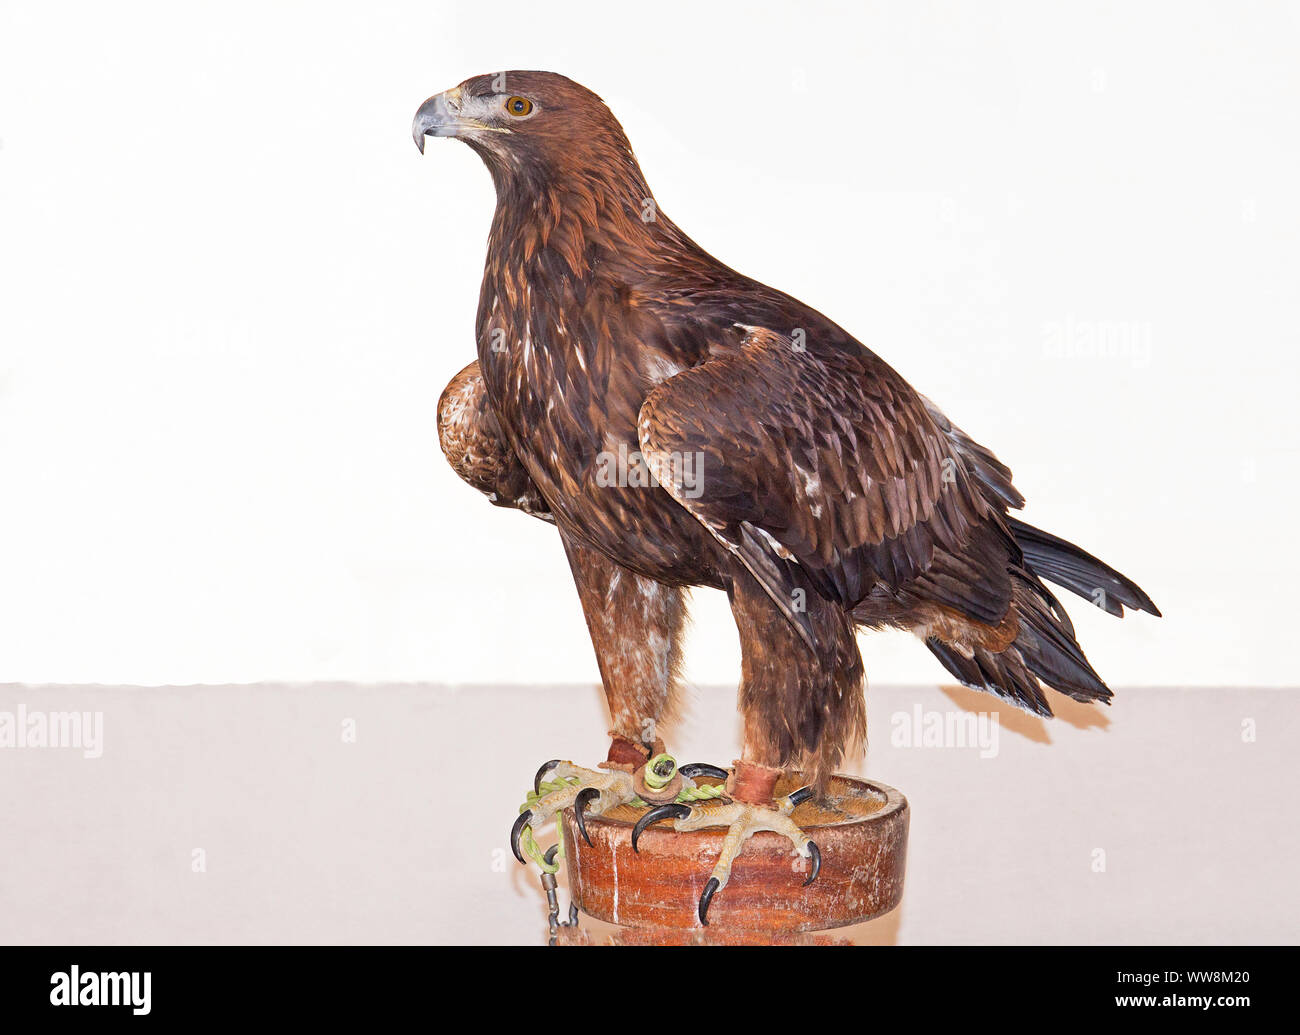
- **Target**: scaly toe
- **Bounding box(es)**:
[511,763,637,863]
[669,799,821,923]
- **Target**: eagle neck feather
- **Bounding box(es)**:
[487,158,693,287]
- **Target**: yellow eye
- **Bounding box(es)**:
[505,96,533,117]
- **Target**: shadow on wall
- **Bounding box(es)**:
[938,683,1112,743]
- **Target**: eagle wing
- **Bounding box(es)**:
[637,326,1012,648]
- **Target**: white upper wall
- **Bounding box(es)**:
[0,1,1296,686]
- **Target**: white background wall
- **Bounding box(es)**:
[1,0,1296,688]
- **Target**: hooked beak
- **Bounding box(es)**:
[412,90,464,153]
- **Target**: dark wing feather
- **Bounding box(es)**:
[638,326,1012,636]
[921,396,1026,511]
[920,396,1160,618]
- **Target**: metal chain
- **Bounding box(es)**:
[540,845,580,946]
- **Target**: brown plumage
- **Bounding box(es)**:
[417,71,1160,794]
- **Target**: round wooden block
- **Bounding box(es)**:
[561,774,908,933]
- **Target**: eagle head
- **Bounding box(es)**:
[412,71,641,191]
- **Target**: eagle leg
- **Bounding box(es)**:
[632,783,821,925]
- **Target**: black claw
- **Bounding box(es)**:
[787,785,815,808]
[510,809,533,864]
[573,787,600,847]
[533,759,561,795]
[698,876,720,926]
[631,802,691,852]
[679,762,729,780]
[803,840,821,886]
[543,844,560,868]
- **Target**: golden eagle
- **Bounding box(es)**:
[415,71,1159,924]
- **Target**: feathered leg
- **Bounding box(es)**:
[561,536,688,751]
[728,565,866,791]
[635,565,864,923]
[512,536,717,864]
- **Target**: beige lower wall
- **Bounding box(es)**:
[0,682,1291,944]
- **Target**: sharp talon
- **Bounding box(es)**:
[803,839,821,886]
[631,802,691,852]
[787,785,814,808]
[574,787,600,847]
[679,763,728,780]
[534,759,561,795]
[699,876,720,926]
[510,809,533,864]
[543,844,560,867]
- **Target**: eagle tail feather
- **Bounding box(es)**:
[924,636,1054,716]
[925,571,1115,712]
[1010,572,1114,705]
[1007,516,1161,618]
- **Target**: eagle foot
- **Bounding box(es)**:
[511,762,638,864]
[631,785,821,926]
[513,757,732,866]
